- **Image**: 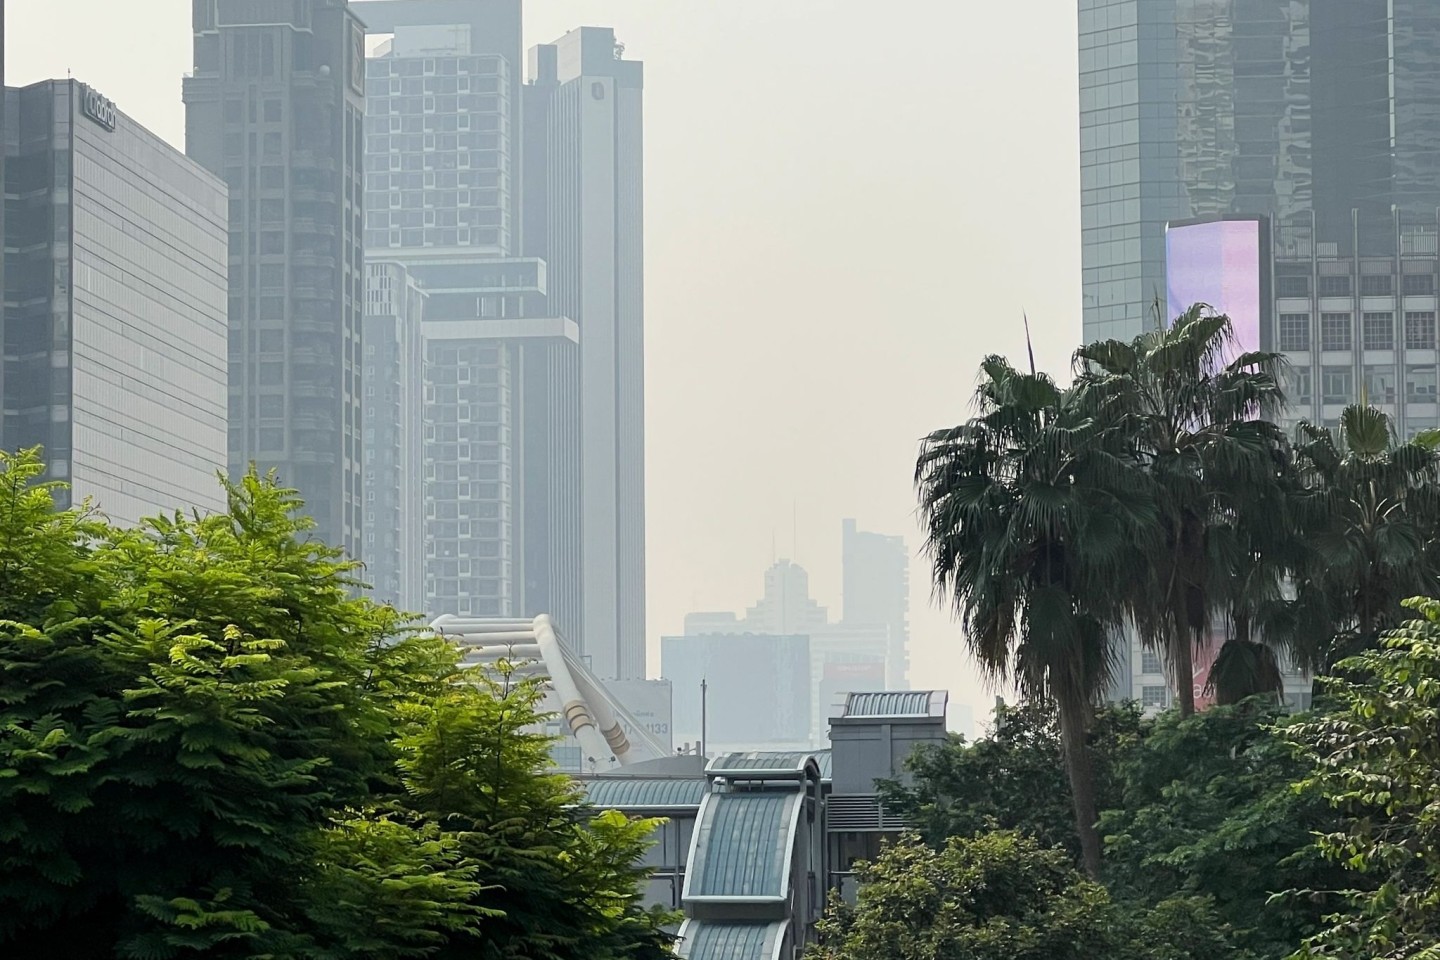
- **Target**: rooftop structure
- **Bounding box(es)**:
[576,688,949,956]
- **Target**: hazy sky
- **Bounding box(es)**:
[8,0,1083,736]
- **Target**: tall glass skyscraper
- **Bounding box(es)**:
[1079,0,1440,343]
[184,0,368,556]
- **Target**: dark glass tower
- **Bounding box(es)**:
[184,0,367,556]
[1079,0,1440,341]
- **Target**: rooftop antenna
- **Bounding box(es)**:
[700,678,708,760]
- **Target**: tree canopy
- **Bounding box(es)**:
[0,447,672,959]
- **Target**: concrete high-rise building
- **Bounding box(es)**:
[3,80,228,522]
[526,28,646,680]
[841,518,910,689]
[184,0,368,556]
[359,3,582,637]
[362,261,425,611]
[1078,1,1440,344]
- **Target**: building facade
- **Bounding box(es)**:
[1078,0,1440,344]
[526,28,646,680]
[184,0,367,556]
[3,80,228,522]
[362,261,425,611]
[841,518,910,689]
[359,3,583,642]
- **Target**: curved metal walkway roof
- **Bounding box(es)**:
[676,920,788,960]
[841,690,947,719]
[685,791,804,901]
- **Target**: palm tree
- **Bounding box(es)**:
[1273,403,1440,673]
[1073,306,1288,716]
[915,356,1152,879]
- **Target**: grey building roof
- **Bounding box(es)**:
[841,690,947,719]
[685,791,803,901]
[581,777,708,810]
[677,920,788,960]
[706,750,829,781]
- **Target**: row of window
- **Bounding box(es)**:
[1276,273,1438,298]
[1277,312,1438,352]
[1285,364,1439,405]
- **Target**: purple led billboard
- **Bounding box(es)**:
[1165,219,1262,356]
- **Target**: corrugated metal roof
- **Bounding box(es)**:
[581,777,708,810]
[686,791,803,900]
[843,690,946,718]
[812,749,833,781]
[677,920,788,960]
[709,752,812,774]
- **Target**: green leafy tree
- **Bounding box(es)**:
[393,670,676,960]
[808,832,1127,960]
[1269,405,1440,675]
[0,448,672,959]
[1074,307,1289,716]
[1286,597,1440,960]
[1100,700,1342,959]
[916,357,1154,878]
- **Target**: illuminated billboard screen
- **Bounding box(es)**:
[1165,218,1263,356]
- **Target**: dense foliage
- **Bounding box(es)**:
[0,448,672,959]
[1287,598,1440,960]
[808,831,1128,960]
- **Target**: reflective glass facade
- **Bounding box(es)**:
[2,80,228,523]
[1080,1,1440,342]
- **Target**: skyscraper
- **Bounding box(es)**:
[362,260,425,611]
[1079,1,1440,344]
[841,519,910,689]
[358,2,582,635]
[3,80,229,522]
[184,0,367,555]
[526,28,646,680]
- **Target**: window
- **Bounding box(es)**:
[1276,274,1311,298]
[258,395,284,418]
[1287,365,1312,404]
[263,99,282,122]
[1407,365,1438,404]
[1363,312,1395,350]
[258,329,284,353]
[263,132,283,156]
[261,165,285,188]
[1321,313,1352,351]
[1361,274,1393,296]
[1319,274,1352,297]
[1322,366,1354,404]
[1140,650,1163,675]
[1407,312,1437,349]
[1404,273,1436,296]
[1141,685,1168,709]
[1278,313,1310,351]
[259,428,285,451]
[1364,365,1397,404]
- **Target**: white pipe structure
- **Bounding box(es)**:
[430,613,666,770]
